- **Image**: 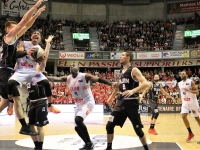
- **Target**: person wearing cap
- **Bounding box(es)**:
[0,0,45,136]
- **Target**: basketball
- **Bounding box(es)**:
[30,47,44,62]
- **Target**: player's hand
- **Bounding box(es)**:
[139,97,144,103]
[35,5,46,16]
[26,48,36,55]
[122,90,135,98]
[45,35,54,43]
[111,82,119,89]
[35,0,44,8]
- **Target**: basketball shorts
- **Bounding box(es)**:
[74,102,95,126]
[181,101,200,117]
[28,100,49,127]
[110,100,143,128]
[9,71,47,88]
[0,68,20,99]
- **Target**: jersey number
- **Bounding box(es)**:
[122,84,126,90]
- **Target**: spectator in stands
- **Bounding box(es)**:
[187,68,193,77]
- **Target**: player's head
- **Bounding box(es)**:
[180,71,187,81]
[31,30,42,44]
[70,63,79,77]
[30,47,46,63]
[154,74,159,82]
[5,21,17,33]
[120,51,133,65]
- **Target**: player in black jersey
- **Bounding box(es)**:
[106,51,149,150]
[26,81,49,150]
[0,0,45,136]
[140,75,175,135]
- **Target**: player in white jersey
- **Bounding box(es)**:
[7,31,60,116]
[47,63,114,150]
[178,71,200,142]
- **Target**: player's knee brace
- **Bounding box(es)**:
[7,80,19,95]
[135,128,144,138]
[38,79,52,97]
[153,109,159,119]
[106,121,115,134]
[75,116,84,126]
[153,112,159,119]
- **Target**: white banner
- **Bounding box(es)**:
[137,52,162,59]
[57,59,200,68]
[163,50,190,58]
[59,52,85,59]
[110,52,136,59]
[2,0,36,17]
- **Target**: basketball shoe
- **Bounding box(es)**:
[7,103,14,115]
[186,133,194,142]
[79,142,94,150]
[48,106,60,114]
[148,128,158,135]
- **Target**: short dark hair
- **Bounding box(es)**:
[5,21,17,29]
[31,30,41,35]
[125,51,133,62]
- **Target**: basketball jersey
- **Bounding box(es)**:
[67,73,94,104]
[178,79,197,102]
[15,41,40,72]
[0,37,18,68]
[148,82,161,100]
[118,66,139,101]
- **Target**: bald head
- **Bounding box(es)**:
[70,63,79,77]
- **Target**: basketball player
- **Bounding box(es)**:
[47,63,114,150]
[26,81,49,150]
[178,71,200,142]
[106,51,149,150]
[0,0,45,135]
[140,75,175,135]
[7,31,60,117]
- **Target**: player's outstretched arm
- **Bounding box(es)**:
[47,76,67,82]
[17,5,46,38]
[39,35,54,71]
[7,0,44,39]
[85,73,112,86]
[160,86,175,101]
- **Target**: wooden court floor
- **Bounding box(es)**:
[0,113,200,150]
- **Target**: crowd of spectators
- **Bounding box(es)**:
[97,19,175,51]
[0,16,64,50]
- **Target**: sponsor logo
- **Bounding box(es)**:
[60,52,66,58]
[190,50,200,57]
[35,73,41,78]
[163,52,170,57]
[78,79,83,82]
